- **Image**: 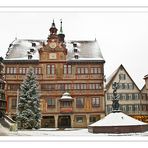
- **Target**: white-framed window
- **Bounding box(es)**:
[92,97,100,107]
[19,67,29,74]
[134,94,139,100]
[90,67,101,74]
[121,105,126,112]
[119,74,126,80]
[65,84,71,90]
[47,64,55,75]
[121,94,126,100]
[73,84,87,90]
[128,94,132,100]
[107,94,113,100]
[63,64,72,74]
[129,83,134,89]
[7,67,17,74]
[89,83,102,90]
[34,67,41,74]
[77,67,89,74]
[128,105,132,111]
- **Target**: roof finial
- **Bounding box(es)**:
[59,19,63,34]
[52,19,55,27]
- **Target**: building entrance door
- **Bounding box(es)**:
[58,116,71,128]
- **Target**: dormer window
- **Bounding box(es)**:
[73,43,77,47]
[74,48,78,53]
[30,48,35,52]
[74,54,79,59]
[32,42,36,47]
[28,54,32,59]
[27,51,32,59]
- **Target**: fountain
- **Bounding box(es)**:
[88,81,148,133]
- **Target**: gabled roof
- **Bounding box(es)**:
[105,64,140,91]
[141,84,146,92]
[4,39,105,63]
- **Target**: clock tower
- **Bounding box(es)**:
[39,20,67,61]
[47,19,65,48]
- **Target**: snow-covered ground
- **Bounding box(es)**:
[6,128,148,137]
[1,112,148,142]
[0,128,148,147]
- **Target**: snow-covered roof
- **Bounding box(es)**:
[4,39,105,63]
[89,112,147,127]
[60,92,73,101]
[66,40,104,62]
[5,39,43,61]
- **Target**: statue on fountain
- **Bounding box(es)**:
[112,82,121,112]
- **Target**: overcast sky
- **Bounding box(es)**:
[0,9,148,89]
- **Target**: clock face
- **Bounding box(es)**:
[49,42,57,49]
[49,53,57,59]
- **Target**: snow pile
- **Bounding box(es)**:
[90,112,147,126]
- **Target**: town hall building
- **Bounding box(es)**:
[3,20,105,128]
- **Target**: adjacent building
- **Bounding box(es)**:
[105,64,142,120]
[4,20,105,128]
[0,57,6,118]
[140,75,148,122]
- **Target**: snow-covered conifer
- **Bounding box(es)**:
[16,67,41,129]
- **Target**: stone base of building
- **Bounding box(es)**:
[41,114,104,128]
[88,124,148,133]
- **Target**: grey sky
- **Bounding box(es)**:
[0,11,147,89]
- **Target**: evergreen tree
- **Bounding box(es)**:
[16,67,41,129]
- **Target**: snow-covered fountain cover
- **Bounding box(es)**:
[90,112,147,127]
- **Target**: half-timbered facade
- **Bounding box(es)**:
[105,64,142,121]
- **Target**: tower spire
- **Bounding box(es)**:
[49,19,58,35]
[59,19,63,34]
[58,19,65,43]
[52,19,55,27]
